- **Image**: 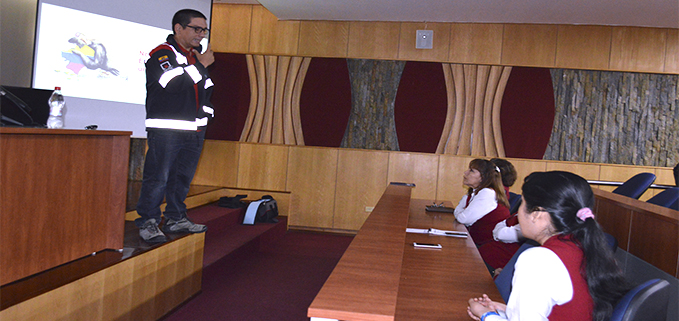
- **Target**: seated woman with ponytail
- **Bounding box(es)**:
[454,159,510,247]
[466,171,629,321]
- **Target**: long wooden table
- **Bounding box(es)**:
[308,184,501,320]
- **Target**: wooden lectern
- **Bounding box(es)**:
[0,128,131,285]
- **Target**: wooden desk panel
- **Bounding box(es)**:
[593,189,679,277]
[0,128,130,285]
[308,186,500,320]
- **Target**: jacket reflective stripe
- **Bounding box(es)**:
[146,118,198,130]
[159,67,184,88]
[203,106,214,116]
[185,65,202,84]
[196,117,208,127]
[204,78,214,89]
[168,45,188,65]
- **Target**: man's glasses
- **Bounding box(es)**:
[185,25,210,35]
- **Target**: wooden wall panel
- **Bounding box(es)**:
[333,149,389,230]
[599,164,658,200]
[555,25,612,71]
[506,159,548,194]
[448,23,503,65]
[436,155,473,203]
[298,21,349,58]
[655,167,677,186]
[501,24,558,67]
[249,5,300,55]
[387,152,439,200]
[546,161,602,181]
[210,4,679,75]
[347,21,401,60]
[237,143,289,191]
[210,4,252,53]
[610,27,668,73]
[286,147,339,229]
[665,29,679,74]
[398,22,451,62]
[193,140,239,187]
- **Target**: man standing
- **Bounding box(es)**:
[136,9,215,243]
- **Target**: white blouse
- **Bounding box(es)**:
[493,220,523,243]
[484,247,574,321]
[454,188,498,226]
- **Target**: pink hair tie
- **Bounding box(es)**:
[576,207,595,221]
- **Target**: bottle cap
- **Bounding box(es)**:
[55,86,61,90]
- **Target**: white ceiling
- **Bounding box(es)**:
[214,0,679,29]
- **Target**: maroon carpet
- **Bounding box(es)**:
[162,231,353,321]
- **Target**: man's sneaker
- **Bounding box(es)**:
[139,219,167,243]
[162,217,207,234]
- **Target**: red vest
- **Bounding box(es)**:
[542,236,594,321]
[465,195,510,246]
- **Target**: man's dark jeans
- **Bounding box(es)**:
[135,129,205,227]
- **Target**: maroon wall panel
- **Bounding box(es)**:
[205,53,250,141]
[299,58,352,148]
[394,61,448,154]
[500,67,555,159]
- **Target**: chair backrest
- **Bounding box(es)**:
[508,192,521,214]
[646,187,679,210]
[612,173,656,199]
[604,232,618,253]
[610,278,670,321]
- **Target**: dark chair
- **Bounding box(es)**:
[610,278,670,321]
[604,232,618,253]
[612,173,656,199]
[646,187,679,210]
[508,192,521,214]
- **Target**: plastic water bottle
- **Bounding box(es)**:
[47,87,66,129]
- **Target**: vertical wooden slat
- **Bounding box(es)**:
[272,56,291,144]
[471,65,489,156]
[291,57,311,145]
[282,56,300,144]
[240,55,258,141]
[492,66,512,157]
[482,66,502,157]
[437,64,456,154]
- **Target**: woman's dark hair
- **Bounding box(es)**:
[490,158,517,187]
[467,159,509,208]
[521,171,629,321]
[172,9,207,34]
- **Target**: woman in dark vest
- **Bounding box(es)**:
[466,171,628,321]
[454,159,510,247]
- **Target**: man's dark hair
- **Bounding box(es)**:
[172,9,207,34]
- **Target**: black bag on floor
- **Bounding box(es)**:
[242,195,279,225]
[218,194,249,209]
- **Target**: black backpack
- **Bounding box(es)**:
[255,195,279,223]
[217,194,249,209]
[243,195,279,224]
